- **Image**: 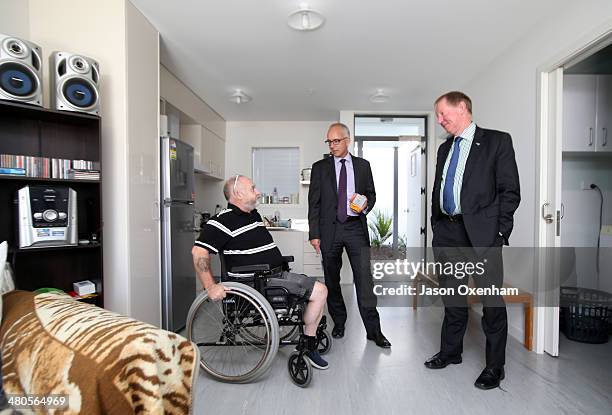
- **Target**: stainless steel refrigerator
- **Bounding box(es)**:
[160,136,196,332]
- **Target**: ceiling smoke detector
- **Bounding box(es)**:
[288,3,325,31]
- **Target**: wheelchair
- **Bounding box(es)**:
[186,255,332,387]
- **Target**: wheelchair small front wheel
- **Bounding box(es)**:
[317,329,332,355]
[288,352,312,388]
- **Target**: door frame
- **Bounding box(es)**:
[535,29,612,355]
[339,110,437,247]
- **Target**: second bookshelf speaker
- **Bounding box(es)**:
[50,52,100,115]
[0,34,43,106]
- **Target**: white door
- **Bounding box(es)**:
[400,138,425,263]
[539,68,564,357]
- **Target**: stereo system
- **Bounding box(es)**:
[0,33,100,115]
[16,185,78,249]
[0,34,43,106]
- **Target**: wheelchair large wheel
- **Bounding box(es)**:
[287,352,312,388]
[317,329,332,355]
[186,281,280,383]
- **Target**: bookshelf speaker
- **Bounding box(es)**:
[50,52,100,115]
[0,34,43,106]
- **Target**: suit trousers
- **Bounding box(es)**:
[432,217,507,369]
[321,219,381,336]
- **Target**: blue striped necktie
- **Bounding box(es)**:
[443,137,463,215]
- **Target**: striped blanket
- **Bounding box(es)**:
[1,291,199,414]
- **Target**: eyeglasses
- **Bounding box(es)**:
[324,137,348,146]
[233,174,240,194]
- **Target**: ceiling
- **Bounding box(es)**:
[130,0,566,121]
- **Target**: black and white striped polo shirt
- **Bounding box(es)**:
[194,203,283,269]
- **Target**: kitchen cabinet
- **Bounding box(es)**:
[595,75,611,152]
[563,74,612,152]
[180,123,225,178]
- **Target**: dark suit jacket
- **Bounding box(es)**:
[308,154,376,252]
[431,126,521,247]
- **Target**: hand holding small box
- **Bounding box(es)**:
[349,193,368,213]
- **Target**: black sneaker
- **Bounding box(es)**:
[304,350,329,370]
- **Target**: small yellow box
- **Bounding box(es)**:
[350,193,367,213]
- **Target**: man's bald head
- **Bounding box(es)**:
[327,122,351,138]
[223,175,260,212]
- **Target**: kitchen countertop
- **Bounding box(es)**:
[266,218,309,233]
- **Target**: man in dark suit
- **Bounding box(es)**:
[308,122,390,348]
[425,91,520,390]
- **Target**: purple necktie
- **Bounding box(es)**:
[337,159,347,223]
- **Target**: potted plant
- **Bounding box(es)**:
[369,210,393,258]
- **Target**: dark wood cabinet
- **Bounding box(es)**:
[0,100,103,306]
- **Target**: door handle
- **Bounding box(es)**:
[589,128,594,146]
[163,199,194,206]
[542,203,553,224]
[603,127,608,147]
[152,201,160,221]
[560,203,565,220]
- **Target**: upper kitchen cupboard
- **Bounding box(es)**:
[563,74,612,152]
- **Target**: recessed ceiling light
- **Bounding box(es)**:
[288,3,325,31]
[229,89,252,104]
[369,89,389,103]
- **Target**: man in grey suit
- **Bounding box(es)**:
[308,122,390,348]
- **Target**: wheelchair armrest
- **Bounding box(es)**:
[282,256,294,263]
[230,264,271,274]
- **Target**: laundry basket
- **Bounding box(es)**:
[560,286,612,344]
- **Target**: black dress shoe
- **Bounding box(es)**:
[424,352,462,369]
[474,367,505,390]
[331,325,345,338]
[366,333,391,348]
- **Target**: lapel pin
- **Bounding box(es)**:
[475,142,481,146]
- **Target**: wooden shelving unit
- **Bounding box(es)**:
[0,100,103,306]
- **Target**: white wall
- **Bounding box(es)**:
[463,1,612,344]
[1,1,30,38]
[20,0,161,324]
[225,121,332,220]
[561,156,612,290]
[464,1,612,247]
[28,0,131,315]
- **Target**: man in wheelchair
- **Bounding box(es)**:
[191,174,330,370]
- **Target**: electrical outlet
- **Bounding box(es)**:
[580,181,589,190]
